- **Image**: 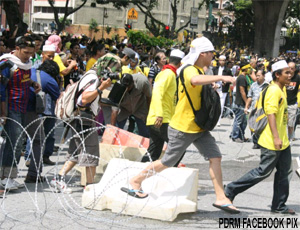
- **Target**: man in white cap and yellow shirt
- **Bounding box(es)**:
[225,60,296,215]
[122,37,239,214]
[141,49,185,165]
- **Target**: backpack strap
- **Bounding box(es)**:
[261,84,283,112]
[178,64,202,114]
[36,70,42,89]
[75,70,98,109]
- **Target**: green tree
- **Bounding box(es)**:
[127,30,174,48]
[105,26,112,36]
[89,18,100,38]
[96,0,197,38]
[225,0,254,47]
[48,0,88,34]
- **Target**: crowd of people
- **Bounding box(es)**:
[0,31,299,215]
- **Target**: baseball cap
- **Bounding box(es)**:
[122,47,136,62]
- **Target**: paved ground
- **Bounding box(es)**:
[0,117,299,230]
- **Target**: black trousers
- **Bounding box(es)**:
[141,124,184,167]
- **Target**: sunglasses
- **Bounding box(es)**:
[16,40,36,48]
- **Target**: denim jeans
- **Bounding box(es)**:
[25,112,44,177]
[225,146,292,211]
[42,115,56,158]
[118,115,149,138]
[25,114,54,160]
[231,105,247,140]
[0,110,26,178]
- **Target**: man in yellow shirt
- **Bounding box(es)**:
[225,60,295,215]
[86,43,106,71]
[141,49,185,163]
[122,52,143,75]
[123,37,238,214]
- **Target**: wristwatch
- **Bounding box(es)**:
[97,88,103,96]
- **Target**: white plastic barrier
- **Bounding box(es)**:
[82,158,199,221]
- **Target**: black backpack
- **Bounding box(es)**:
[178,65,221,131]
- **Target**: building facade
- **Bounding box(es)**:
[29,0,206,37]
[74,0,206,34]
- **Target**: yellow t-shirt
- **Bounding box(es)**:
[170,65,204,133]
[142,66,150,77]
[54,54,66,77]
[122,65,143,75]
[146,68,177,125]
[86,57,97,71]
[258,84,289,150]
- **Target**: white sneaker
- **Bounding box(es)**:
[1,178,18,190]
[50,178,72,194]
[12,179,25,188]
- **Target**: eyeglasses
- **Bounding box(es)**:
[16,40,36,48]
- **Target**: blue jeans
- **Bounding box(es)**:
[43,116,56,158]
[117,115,149,138]
[24,112,44,177]
[231,105,247,140]
[1,110,26,178]
[225,146,292,211]
[25,115,56,159]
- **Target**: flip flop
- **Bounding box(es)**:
[120,187,149,199]
[213,203,240,214]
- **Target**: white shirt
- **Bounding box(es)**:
[265,72,273,83]
[218,66,224,76]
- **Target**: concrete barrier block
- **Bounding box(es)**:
[82,158,199,221]
[75,143,146,185]
[101,124,150,148]
[97,143,146,174]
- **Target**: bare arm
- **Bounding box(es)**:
[239,86,248,104]
[267,113,282,150]
[244,97,252,113]
[250,70,257,82]
[110,109,118,126]
[81,78,111,106]
[60,60,77,76]
[190,75,235,86]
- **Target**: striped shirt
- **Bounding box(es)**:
[1,62,31,113]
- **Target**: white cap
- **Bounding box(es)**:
[272,60,289,72]
[170,49,185,59]
[42,44,56,52]
[219,55,226,60]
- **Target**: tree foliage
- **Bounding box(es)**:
[127,30,174,47]
[224,0,254,47]
[95,0,194,38]
[89,18,100,33]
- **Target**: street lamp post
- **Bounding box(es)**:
[102,7,108,39]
